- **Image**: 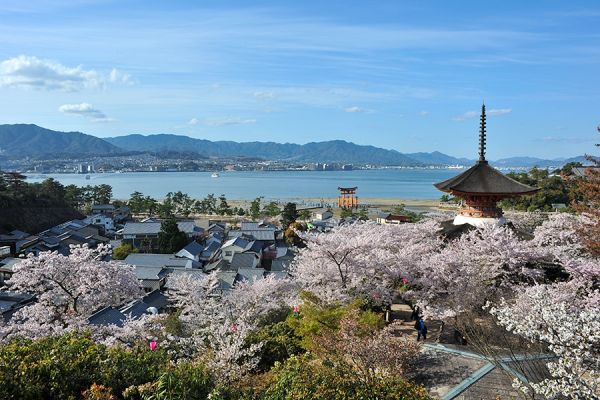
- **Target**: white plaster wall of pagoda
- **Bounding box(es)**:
[453,215,507,228]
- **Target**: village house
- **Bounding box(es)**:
[84,213,116,235]
[376,212,411,225]
[220,237,256,262]
[312,208,334,221]
[120,220,203,251]
[91,204,115,217]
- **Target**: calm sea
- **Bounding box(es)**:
[26,169,462,200]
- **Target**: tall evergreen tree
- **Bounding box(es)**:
[281,202,298,229]
[158,219,188,254]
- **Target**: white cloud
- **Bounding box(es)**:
[108,68,133,85]
[488,108,512,117]
[419,110,430,117]
[59,103,113,122]
[188,117,200,125]
[453,108,512,121]
[344,106,370,113]
[253,91,274,100]
[204,117,256,127]
[0,55,131,91]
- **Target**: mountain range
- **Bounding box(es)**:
[0,124,587,167]
[0,124,122,158]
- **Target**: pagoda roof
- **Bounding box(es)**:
[434,161,538,196]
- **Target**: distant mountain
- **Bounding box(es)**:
[0,124,122,158]
[0,124,588,167]
[492,156,589,168]
[106,134,421,165]
[405,151,473,166]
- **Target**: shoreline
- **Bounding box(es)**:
[117,197,453,214]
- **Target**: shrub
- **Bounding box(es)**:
[262,354,429,400]
[0,332,169,400]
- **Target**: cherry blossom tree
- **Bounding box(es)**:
[1,245,142,340]
[291,221,441,304]
[406,223,546,319]
[489,280,600,399]
[167,271,296,383]
[531,213,588,264]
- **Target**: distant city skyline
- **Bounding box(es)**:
[0,0,598,159]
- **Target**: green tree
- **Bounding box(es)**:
[158,200,175,219]
[263,201,281,217]
[40,178,66,203]
[128,191,145,214]
[250,197,262,220]
[112,243,138,260]
[298,209,311,221]
[94,184,113,204]
[158,219,188,253]
[217,194,232,215]
[196,194,217,215]
[0,332,170,400]
[281,202,298,229]
[143,196,158,215]
[340,208,355,219]
[284,221,307,247]
[357,207,369,221]
[500,167,576,211]
[262,354,429,400]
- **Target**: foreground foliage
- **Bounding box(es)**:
[263,354,429,400]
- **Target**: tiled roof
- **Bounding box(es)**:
[92,204,115,210]
[217,271,237,290]
[175,241,204,258]
[132,265,167,281]
[236,267,266,282]
[122,221,200,236]
[122,222,161,235]
[125,254,201,269]
[221,237,251,250]
[434,162,538,195]
[230,253,258,269]
[88,307,126,327]
[230,229,275,241]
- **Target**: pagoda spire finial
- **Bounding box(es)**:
[478,102,487,163]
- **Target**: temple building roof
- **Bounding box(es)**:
[434,162,538,196]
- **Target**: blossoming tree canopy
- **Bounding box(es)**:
[292,220,441,304]
[2,244,142,339]
[167,271,297,382]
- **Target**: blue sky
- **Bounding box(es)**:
[0,0,598,159]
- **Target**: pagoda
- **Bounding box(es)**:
[434,104,538,228]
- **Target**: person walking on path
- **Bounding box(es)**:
[415,317,427,341]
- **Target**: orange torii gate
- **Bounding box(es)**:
[337,187,358,209]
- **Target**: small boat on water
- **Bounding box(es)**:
[211,172,220,178]
[85,174,91,180]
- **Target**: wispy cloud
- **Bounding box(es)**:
[188,117,200,126]
[59,102,113,122]
[419,110,430,117]
[344,106,371,113]
[204,117,256,127]
[453,108,511,121]
[253,91,274,100]
[0,55,131,91]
